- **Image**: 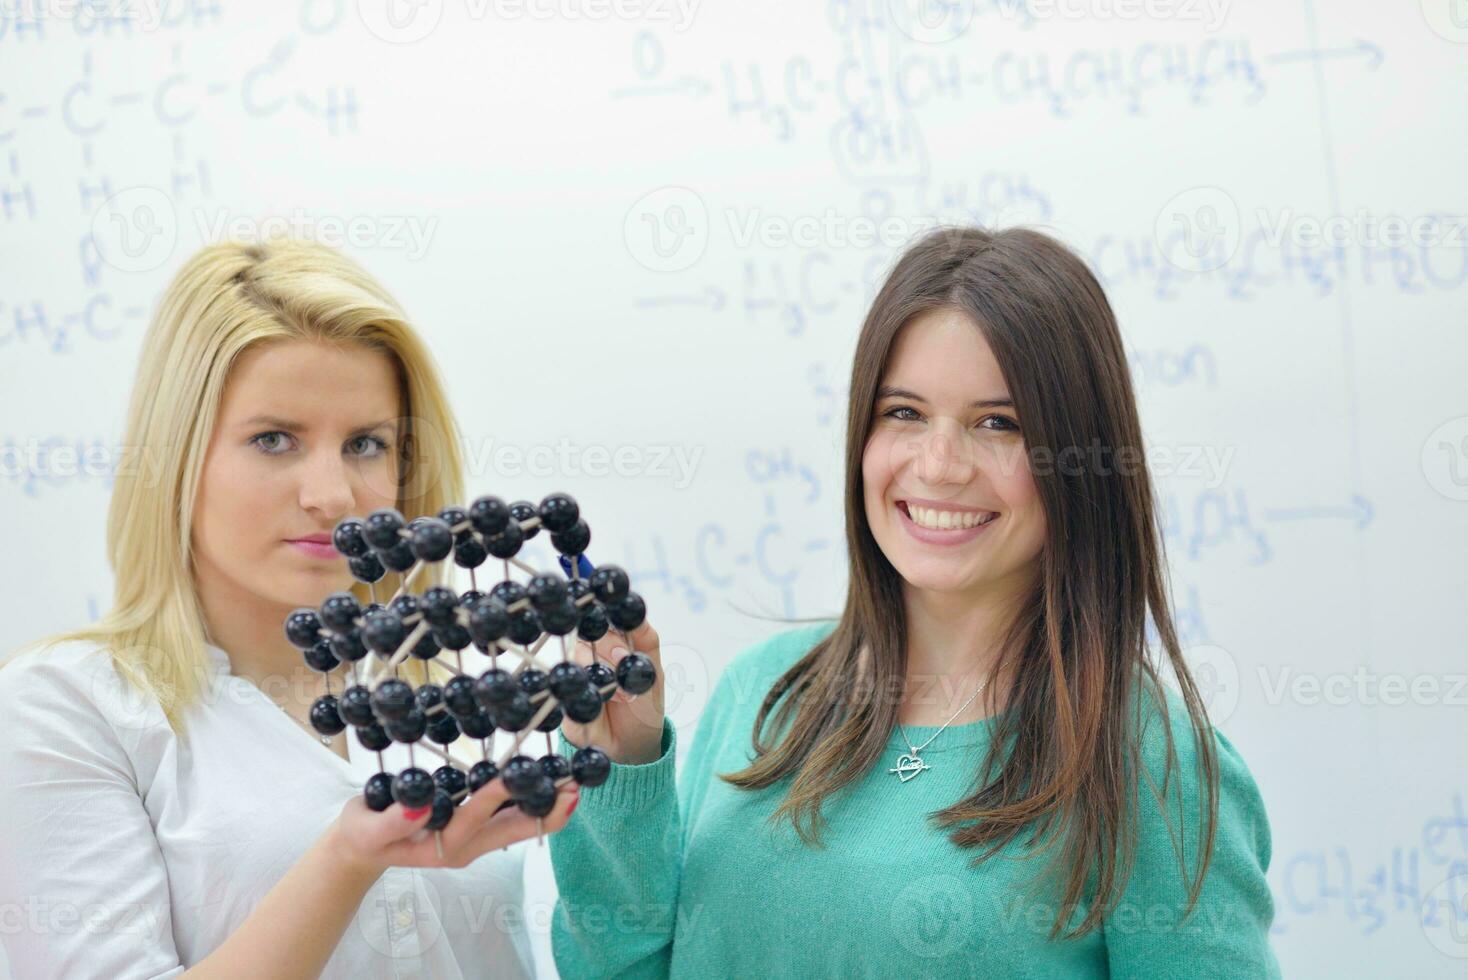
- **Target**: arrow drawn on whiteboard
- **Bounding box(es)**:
[1264,40,1383,71]
[1262,494,1374,530]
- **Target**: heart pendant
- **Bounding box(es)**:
[889,753,930,782]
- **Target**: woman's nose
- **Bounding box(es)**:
[298,452,356,518]
[912,421,977,487]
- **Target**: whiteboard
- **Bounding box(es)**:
[2,2,1465,976]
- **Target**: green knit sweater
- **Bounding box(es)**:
[550,621,1281,978]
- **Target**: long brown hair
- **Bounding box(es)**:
[723,226,1219,940]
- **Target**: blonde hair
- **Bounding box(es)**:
[5,237,467,732]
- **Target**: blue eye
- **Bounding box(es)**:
[250,431,292,455]
[349,435,391,457]
[882,406,922,422]
[249,432,392,456]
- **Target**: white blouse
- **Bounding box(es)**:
[0,639,537,980]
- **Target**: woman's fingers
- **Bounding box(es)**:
[464,781,580,855]
[374,778,579,867]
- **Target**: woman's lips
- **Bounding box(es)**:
[287,539,338,560]
[895,501,997,546]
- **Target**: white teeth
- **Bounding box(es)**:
[905,505,995,530]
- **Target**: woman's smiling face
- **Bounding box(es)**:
[192,338,403,612]
[861,307,1046,601]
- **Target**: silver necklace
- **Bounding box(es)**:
[889,678,987,783]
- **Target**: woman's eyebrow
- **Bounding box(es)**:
[236,415,398,435]
[876,385,1013,409]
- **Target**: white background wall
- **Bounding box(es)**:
[2,1,1466,976]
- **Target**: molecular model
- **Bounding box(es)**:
[282,492,657,855]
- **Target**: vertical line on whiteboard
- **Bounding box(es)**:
[1300,0,1374,662]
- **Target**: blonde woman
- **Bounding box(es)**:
[0,238,578,978]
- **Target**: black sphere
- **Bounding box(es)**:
[473,667,517,707]
[588,564,630,603]
[329,629,370,663]
[616,652,657,695]
[540,753,571,781]
[362,610,406,656]
[571,746,612,787]
[468,495,511,536]
[434,765,467,798]
[460,708,496,740]
[408,516,454,562]
[420,586,459,628]
[385,708,428,744]
[357,722,392,752]
[484,522,524,559]
[563,684,603,723]
[392,767,435,809]
[606,592,647,632]
[494,691,536,731]
[364,771,395,811]
[468,597,511,648]
[517,777,558,817]
[454,535,489,569]
[509,500,539,539]
[425,789,456,830]
[320,591,363,633]
[371,678,415,722]
[308,695,345,736]
[377,540,417,573]
[526,574,569,611]
[467,760,499,792]
[501,755,541,797]
[538,492,580,533]
[535,705,565,732]
[506,608,542,646]
[333,518,371,558]
[426,712,461,745]
[303,639,340,673]
[338,685,375,727]
[348,551,386,583]
[577,603,610,643]
[587,662,617,701]
[363,508,406,551]
[432,622,472,652]
[540,600,580,637]
[548,662,588,701]
[284,609,323,650]
[443,674,479,717]
[550,519,591,557]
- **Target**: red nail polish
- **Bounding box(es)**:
[567,792,580,816]
[403,806,430,820]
